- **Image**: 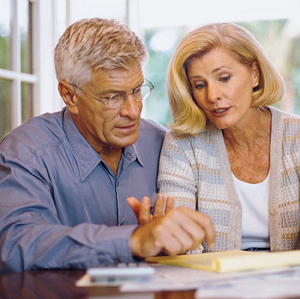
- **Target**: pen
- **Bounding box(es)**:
[150,191,158,215]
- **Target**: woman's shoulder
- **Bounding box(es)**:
[269,106,300,140]
[165,127,213,141]
[164,126,218,153]
[270,106,300,123]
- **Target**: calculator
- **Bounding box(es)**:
[87,263,155,285]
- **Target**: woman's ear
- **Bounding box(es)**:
[58,81,79,114]
[252,61,260,86]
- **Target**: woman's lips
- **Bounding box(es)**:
[211,107,230,117]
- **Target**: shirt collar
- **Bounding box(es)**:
[63,108,101,182]
[63,108,143,182]
[122,144,143,167]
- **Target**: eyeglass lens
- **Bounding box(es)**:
[109,85,151,107]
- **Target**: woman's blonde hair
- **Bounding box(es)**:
[168,23,285,134]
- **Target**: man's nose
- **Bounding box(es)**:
[119,94,141,118]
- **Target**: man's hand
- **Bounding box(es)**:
[129,206,215,258]
[127,193,174,225]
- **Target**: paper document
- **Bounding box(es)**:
[196,266,300,298]
[146,250,300,273]
[77,262,300,296]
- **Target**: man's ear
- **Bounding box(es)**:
[58,81,79,114]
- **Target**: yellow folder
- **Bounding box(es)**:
[146,250,300,273]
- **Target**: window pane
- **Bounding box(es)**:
[144,27,184,126]
[70,0,127,23]
[239,19,300,114]
[21,82,33,123]
[57,0,67,37]
[0,79,11,142]
[0,0,11,70]
[19,0,32,74]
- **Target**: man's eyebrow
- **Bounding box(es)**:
[97,89,120,96]
[97,80,145,95]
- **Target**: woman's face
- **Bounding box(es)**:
[187,48,259,130]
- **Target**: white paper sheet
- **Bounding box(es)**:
[77,263,300,298]
[196,268,300,299]
[122,264,300,296]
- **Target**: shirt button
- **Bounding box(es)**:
[270,209,277,215]
[116,182,119,187]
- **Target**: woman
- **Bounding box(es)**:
[158,23,300,253]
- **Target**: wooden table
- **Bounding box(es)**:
[2,269,300,299]
[0,269,196,298]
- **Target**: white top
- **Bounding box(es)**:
[232,173,270,249]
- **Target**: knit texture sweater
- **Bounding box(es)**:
[158,106,300,252]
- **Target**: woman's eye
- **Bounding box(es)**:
[195,82,205,89]
[220,76,230,82]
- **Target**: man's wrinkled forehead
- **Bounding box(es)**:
[89,65,144,90]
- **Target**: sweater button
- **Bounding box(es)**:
[270,208,277,215]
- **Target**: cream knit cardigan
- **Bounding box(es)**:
[158,106,300,252]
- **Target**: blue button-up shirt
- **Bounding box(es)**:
[0,107,167,273]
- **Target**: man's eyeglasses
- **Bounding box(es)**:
[68,79,154,109]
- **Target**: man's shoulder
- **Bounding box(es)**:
[135,119,167,149]
[139,118,168,134]
[0,111,66,157]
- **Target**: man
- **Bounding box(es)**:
[0,18,214,273]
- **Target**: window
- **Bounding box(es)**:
[0,0,65,142]
[0,0,37,141]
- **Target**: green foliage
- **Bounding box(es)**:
[0,28,10,70]
[144,27,186,127]
[0,78,11,142]
[240,19,300,113]
[0,27,11,141]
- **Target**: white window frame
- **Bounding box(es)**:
[34,0,64,116]
[0,0,39,129]
[0,0,63,134]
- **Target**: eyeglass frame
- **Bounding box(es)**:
[67,79,154,108]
